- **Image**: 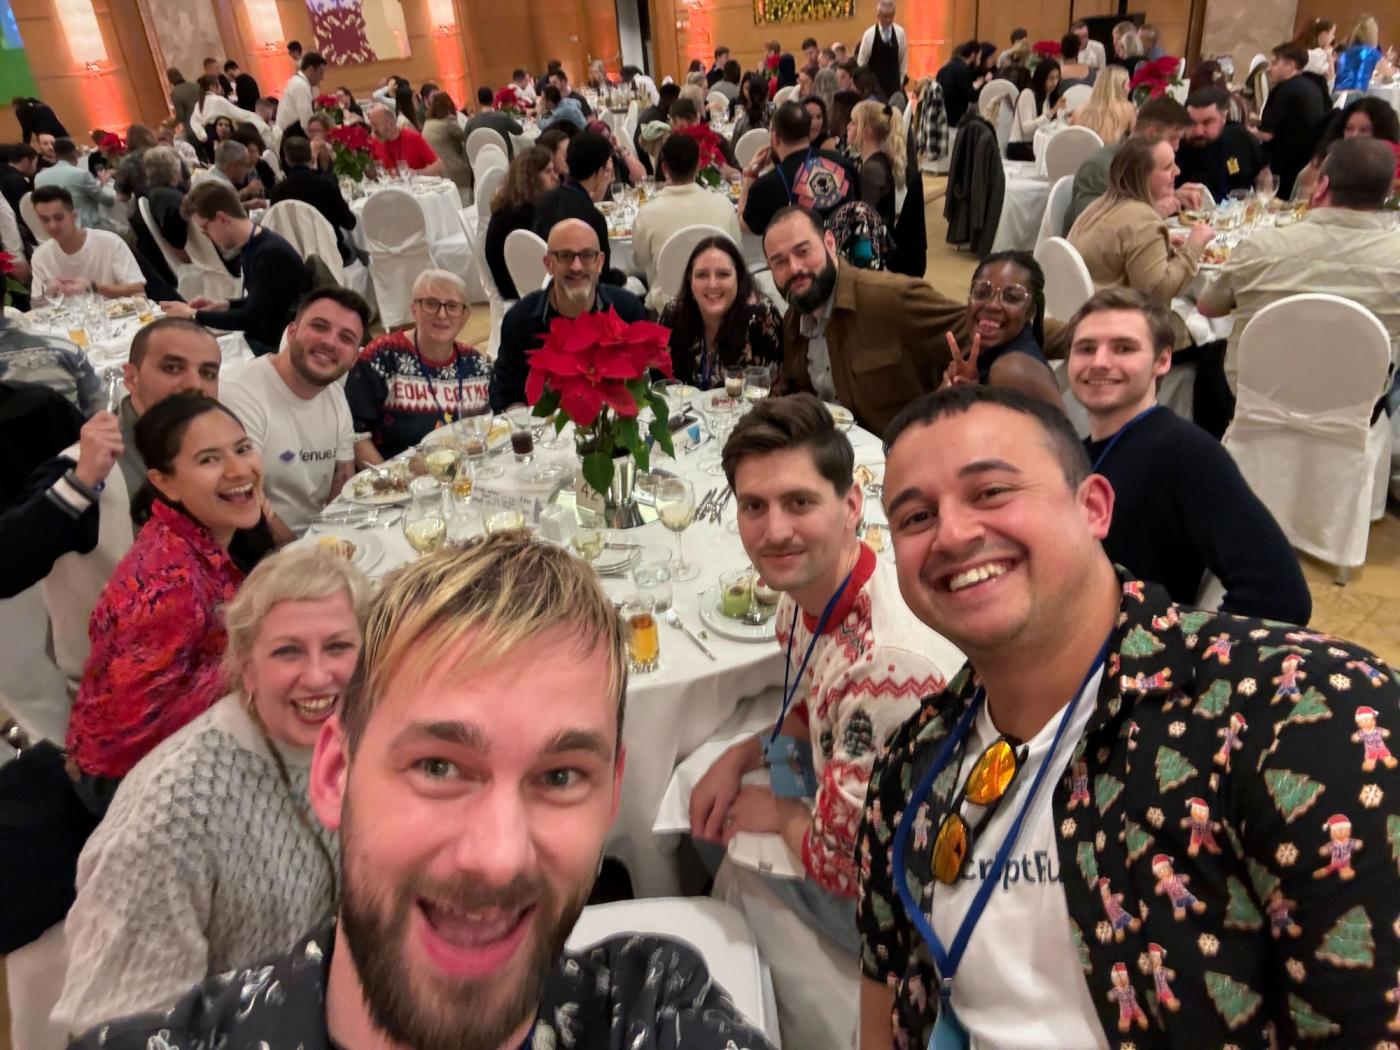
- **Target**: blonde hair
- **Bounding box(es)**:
[678,82,706,112]
[1073,67,1133,143]
[1351,16,1379,47]
[339,533,627,750]
[849,99,906,182]
[411,268,469,301]
[223,546,372,681]
[1078,135,1163,224]
[1118,31,1144,58]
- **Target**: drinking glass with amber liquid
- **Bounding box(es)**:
[622,594,660,673]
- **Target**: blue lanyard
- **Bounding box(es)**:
[771,564,854,748]
[891,633,1112,1047]
[774,147,812,204]
[411,331,464,424]
[1089,404,1160,474]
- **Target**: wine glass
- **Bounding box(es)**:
[396,160,410,183]
[655,477,699,581]
[464,414,504,480]
[571,526,604,566]
[743,365,771,404]
[402,477,447,556]
[701,397,738,476]
[1254,170,1277,212]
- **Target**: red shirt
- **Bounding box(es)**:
[67,500,244,778]
[370,127,439,171]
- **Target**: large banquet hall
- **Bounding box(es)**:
[2,0,1400,1046]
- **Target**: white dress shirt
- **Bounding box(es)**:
[192,93,275,143]
[1083,39,1108,71]
[278,72,314,132]
[856,23,909,80]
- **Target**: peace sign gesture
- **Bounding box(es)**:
[941,330,982,390]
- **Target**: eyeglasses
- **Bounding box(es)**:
[549,249,602,266]
[414,298,467,317]
[968,280,1032,307]
[931,736,1028,884]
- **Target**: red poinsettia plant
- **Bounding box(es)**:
[314,93,344,124]
[493,87,525,119]
[326,122,374,182]
[0,251,25,309]
[1032,40,1062,57]
[1129,56,1182,104]
[675,122,726,187]
[525,308,676,497]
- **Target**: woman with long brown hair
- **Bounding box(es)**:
[483,145,559,300]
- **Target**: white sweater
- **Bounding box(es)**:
[1010,88,1053,145]
[51,694,337,1035]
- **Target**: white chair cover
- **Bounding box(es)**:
[453,208,486,303]
[1034,236,1095,321]
[706,90,730,118]
[1222,293,1393,571]
[1043,125,1103,183]
[566,898,780,1044]
[19,192,49,244]
[1060,84,1094,114]
[734,128,770,171]
[773,86,797,107]
[977,79,1018,123]
[137,195,204,299]
[183,223,243,302]
[622,101,640,146]
[360,188,433,328]
[503,227,549,297]
[262,199,344,283]
[654,224,734,304]
[465,126,509,168]
[472,165,509,357]
[471,144,508,183]
[1035,174,1076,250]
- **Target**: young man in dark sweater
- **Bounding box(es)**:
[161,180,312,356]
[1066,287,1311,623]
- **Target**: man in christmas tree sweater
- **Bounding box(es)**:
[689,394,963,1050]
[858,384,1400,1049]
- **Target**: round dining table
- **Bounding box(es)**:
[18,300,252,368]
[347,176,464,253]
[305,407,892,897]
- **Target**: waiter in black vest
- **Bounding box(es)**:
[856,0,908,101]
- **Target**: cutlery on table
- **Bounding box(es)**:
[663,608,717,660]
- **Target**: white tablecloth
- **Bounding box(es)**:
[21,308,252,368]
[1033,120,1070,178]
[348,178,463,252]
[992,160,1051,253]
[311,417,891,896]
[1368,83,1400,113]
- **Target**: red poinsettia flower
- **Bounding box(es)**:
[1032,40,1061,57]
[314,93,341,109]
[675,122,724,171]
[0,251,14,277]
[1129,55,1181,96]
[98,132,125,154]
[525,309,673,427]
[326,123,373,153]
[494,86,525,112]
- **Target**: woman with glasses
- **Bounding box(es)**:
[345,270,491,461]
[942,251,1061,406]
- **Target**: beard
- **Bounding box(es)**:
[289,341,347,388]
[557,276,598,309]
[781,258,838,314]
[337,792,594,1050]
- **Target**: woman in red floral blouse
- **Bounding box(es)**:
[66,393,272,815]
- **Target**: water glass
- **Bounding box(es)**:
[506,407,535,463]
[486,508,526,534]
[631,545,674,612]
[723,366,745,401]
[743,365,771,404]
[446,503,484,545]
[701,397,738,477]
[622,593,660,673]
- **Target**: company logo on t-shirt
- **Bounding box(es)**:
[279,449,296,463]
[959,850,1065,891]
[794,156,852,213]
[301,447,336,463]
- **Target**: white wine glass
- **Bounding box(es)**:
[571,526,604,567]
[655,476,699,581]
[701,397,737,477]
[402,477,447,556]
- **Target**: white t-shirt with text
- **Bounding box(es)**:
[31,230,144,299]
[219,356,355,533]
[929,668,1110,1050]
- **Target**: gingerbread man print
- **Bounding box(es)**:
[1108,962,1149,1032]
[1352,706,1398,772]
[1314,814,1362,880]
[1348,659,1390,688]
[1215,712,1246,769]
[1098,877,1142,942]
[1203,633,1235,664]
[1146,943,1180,1012]
[1266,889,1302,938]
[1271,653,1306,705]
[1386,968,1400,1032]
[1068,759,1090,810]
[1152,854,1206,920]
[1181,797,1222,857]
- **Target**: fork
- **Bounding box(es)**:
[663,608,717,660]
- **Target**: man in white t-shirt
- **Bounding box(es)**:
[857,384,1400,1048]
[218,287,368,540]
[1071,19,1108,71]
[689,394,962,1050]
[29,186,145,300]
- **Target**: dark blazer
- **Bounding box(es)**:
[943,114,1004,259]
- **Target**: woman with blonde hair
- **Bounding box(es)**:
[1071,65,1135,143]
[1337,16,1390,88]
[1068,136,1214,337]
[54,547,369,1034]
[848,99,906,231]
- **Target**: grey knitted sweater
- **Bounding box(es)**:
[51,694,338,1035]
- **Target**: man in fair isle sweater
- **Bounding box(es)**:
[689,393,963,1050]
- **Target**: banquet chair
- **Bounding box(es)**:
[654,224,734,304]
[470,164,511,357]
[1222,294,1392,582]
[1034,236,1094,321]
[19,192,49,244]
[977,79,1019,155]
[471,143,509,184]
[261,199,376,308]
[1042,125,1103,183]
[706,90,730,117]
[465,126,510,169]
[566,897,780,1045]
[183,223,243,302]
[734,128,770,171]
[1035,175,1076,249]
[622,101,640,147]
[1059,84,1094,115]
[503,227,549,296]
[137,196,203,300]
[360,188,434,328]
[773,86,797,107]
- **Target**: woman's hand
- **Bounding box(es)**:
[1187,222,1216,247]
[941,330,981,389]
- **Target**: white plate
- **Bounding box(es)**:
[342,466,414,506]
[827,403,854,430]
[697,585,778,643]
[292,529,387,575]
[420,417,512,451]
[594,544,641,576]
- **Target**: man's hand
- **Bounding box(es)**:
[744,145,772,180]
[1175,183,1206,210]
[720,785,810,848]
[690,742,754,842]
[51,278,88,295]
[96,168,112,184]
[160,301,196,319]
[73,411,124,489]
